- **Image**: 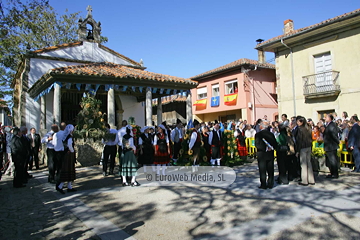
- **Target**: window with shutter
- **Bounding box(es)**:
[314,52,332,91]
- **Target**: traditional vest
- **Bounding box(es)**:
[211,129,222,147]
[157,133,167,153]
[140,133,152,147]
[193,129,201,148]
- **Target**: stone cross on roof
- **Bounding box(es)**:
[86,5,92,18]
[78,5,102,42]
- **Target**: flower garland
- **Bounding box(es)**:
[131,125,141,147]
[177,128,208,166]
[73,93,106,139]
[222,130,244,167]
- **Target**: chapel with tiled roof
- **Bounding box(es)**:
[12,6,197,130]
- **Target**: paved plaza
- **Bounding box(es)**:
[1,162,360,240]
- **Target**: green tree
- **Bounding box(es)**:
[0,0,107,107]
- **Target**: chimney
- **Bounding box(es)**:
[283,19,294,34]
[255,39,265,64]
[258,50,265,63]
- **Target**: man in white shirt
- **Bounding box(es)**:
[41,125,57,183]
[189,119,201,166]
[263,115,269,123]
[53,123,66,194]
[281,114,289,127]
[170,119,183,164]
[102,123,119,176]
[245,125,256,138]
[208,121,222,166]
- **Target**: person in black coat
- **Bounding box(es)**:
[20,126,32,179]
[27,128,42,170]
[255,122,278,189]
[348,115,360,172]
[10,128,28,188]
[323,114,340,178]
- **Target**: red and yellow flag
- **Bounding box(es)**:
[193,99,207,110]
[193,99,207,106]
[224,93,237,106]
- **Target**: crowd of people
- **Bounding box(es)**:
[1,123,76,193]
[253,112,360,189]
[1,110,359,192]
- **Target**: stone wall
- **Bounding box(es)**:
[75,138,104,167]
[40,137,109,167]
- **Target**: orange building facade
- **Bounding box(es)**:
[191,58,278,124]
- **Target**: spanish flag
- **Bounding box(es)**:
[224,93,237,106]
[193,99,207,110]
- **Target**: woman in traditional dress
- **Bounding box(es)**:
[59,124,77,192]
[153,124,170,175]
[120,125,140,186]
[138,126,154,172]
[236,129,248,161]
[201,126,211,162]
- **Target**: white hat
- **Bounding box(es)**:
[158,124,166,131]
[141,126,149,133]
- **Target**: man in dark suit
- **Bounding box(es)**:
[10,127,27,188]
[255,122,278,189]
[323,114,340,178]
[27,128,41,170]
[20,126,32,180]
[348,115,360,172]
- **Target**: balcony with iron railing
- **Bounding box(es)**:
[302,71,340,99]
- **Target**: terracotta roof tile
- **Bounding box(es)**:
[191,58,275,79]
[50,62,197,85]
[256,8,360,48]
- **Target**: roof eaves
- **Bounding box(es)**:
[256,8,360,49]
[48,62,197,86]
[31,42,83,54]
[98,44,142,67]
[191,59,275,80]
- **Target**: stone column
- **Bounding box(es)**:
[53,83,61,125]
[157,97,163,126]
[107,88,115,128]
[186,91,192,124]
[40,95,46,130]
[145,87,152,126]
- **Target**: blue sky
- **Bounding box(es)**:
[51,0,359,78]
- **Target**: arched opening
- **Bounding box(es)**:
[86,23,94,40]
